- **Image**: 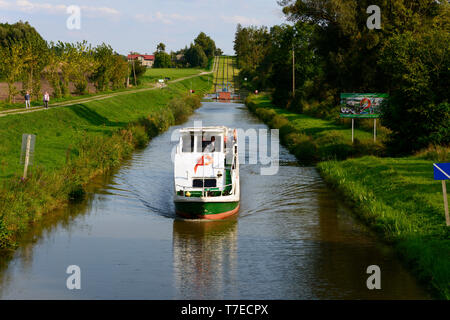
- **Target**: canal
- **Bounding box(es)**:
[0,101,430,299]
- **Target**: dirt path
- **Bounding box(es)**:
[0,71,212,118]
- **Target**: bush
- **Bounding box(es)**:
[168,97,193,124]
[255,108,276,122]
[285,132,318,164]
[269,115,290,129]
[379,30,450,154]
[184,94,202,110]
[415,145,450,162]
[67,183,86,201]
[129,125,149,148]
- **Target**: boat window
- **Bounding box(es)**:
[182,133,194,153]
[193,179,217,188]
[199,134,222,153]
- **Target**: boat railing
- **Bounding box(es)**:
[175,182,235,198]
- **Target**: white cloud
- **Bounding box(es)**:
[0,0,120,18]
[0,0,12,9]
[135,12,195,25]
[81,6,120,18]
[220,15,262,25]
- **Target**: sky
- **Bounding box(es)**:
[0,0,287,55]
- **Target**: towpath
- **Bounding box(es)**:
[0,71,212,118]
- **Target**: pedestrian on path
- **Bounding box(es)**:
[43,92,50,109]
[24,91,31,109]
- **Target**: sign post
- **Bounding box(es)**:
[374,119,377,142]
[340,93,387,144]
[433,163,450,226]
[21,134,36,179]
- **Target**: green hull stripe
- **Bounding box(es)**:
[175,201,239,216]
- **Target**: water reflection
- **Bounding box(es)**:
[173,219,238,299]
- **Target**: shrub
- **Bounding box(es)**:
[415,145,450,162]
[129,125,149,148]
[255,108,276,122]
[168,98,190,124]
[285,132,318,164]
[269,115,290,129]
[67,183,86,201]
[184,94,202,110]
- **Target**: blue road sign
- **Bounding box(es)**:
[433,163,450,180]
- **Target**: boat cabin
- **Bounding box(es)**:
[174,126,238,198]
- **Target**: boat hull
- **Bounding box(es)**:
[175,201,240,220]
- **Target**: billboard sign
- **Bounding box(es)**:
[340,93,388,118]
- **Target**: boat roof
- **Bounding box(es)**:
[179,126,228,133]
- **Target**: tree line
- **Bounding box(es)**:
[0,21,132,103]
[154,32,223,69]
[234,0,449,153]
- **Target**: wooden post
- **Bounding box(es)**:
[23,134,31,179]
[374,119,377,142]
[442,180,450,226]
[351,118,354,143]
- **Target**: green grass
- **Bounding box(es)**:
[0,74,212,248]
[214,56,237,91]
[0,68,207,112]
[246,93,385,163]
[245,92,450,299]
[318,157,449,299]
[140,68,204,84]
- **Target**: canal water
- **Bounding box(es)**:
[0,101,430,299]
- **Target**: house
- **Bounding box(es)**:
[127,54,155,68]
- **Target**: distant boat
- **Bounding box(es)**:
[174,126,240,219]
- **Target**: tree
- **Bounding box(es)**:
[379,29,450,152]
[43,44,63,98]
[110,55,128,89]
[128,58,146,85]
[156,42,166,53]
[0,43,26,103]
[70,41,98,94]
[185,44,208,68]
[194,32,216,59]
[91,43,116,91]
[154,51,172,68]
[0,21,48,100]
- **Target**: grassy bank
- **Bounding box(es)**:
[318,157,449,299]
[140,68,206,84]
[0,73,212,249]
[246,94,386,164]
[245,93,449,299]
[0,68,207,112]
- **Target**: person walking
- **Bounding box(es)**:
[43,91,50,109]
[24,91,31,109]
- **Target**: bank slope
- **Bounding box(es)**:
[0,74,212,249]
[245,93,449,299]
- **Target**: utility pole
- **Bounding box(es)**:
[126,62,130,87]
[292,45,295,98]
[132,57,137,87]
